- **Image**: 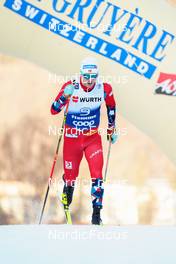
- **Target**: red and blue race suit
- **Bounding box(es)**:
[51,77,116,208]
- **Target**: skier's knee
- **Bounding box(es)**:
[63,173,77,187]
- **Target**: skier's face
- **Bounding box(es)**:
[81,74,98,88]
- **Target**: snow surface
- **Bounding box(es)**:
[0,225,176,264]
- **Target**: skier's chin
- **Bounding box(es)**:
[86,82,94,87]
[84,80,96,88]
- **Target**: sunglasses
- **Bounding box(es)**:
[82,74,98,80]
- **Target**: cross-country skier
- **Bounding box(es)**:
[51,57,117,225]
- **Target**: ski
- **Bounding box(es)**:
[64,209,72,225]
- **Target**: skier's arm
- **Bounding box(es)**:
[104,83,118,144]
[51,81,72,115]
[104,83,116,128]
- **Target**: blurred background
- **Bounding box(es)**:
[0,53,176,225]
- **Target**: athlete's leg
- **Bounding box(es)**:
[62,135,83,208]
[84,134,104,210]
[63,135,83,185]
[84,133,104,180]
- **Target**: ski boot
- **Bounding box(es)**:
[91,206,102,225]
[61,177,74,224]
[62,184,74,210]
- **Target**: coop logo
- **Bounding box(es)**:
[3,0,175,79]
[72,96,79,103]
[155,73,176,96]
[73,120,95,127]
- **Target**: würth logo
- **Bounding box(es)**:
[72,96,79,103]
[155,73,176,96]
[80,97,102,103]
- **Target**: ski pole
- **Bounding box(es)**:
[38,101,70,224]
[103,140,112,182]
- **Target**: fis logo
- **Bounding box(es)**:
[155,73,176,96]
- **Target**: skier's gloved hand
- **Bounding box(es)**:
[107,127,118,144]
[64,84,74,98]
